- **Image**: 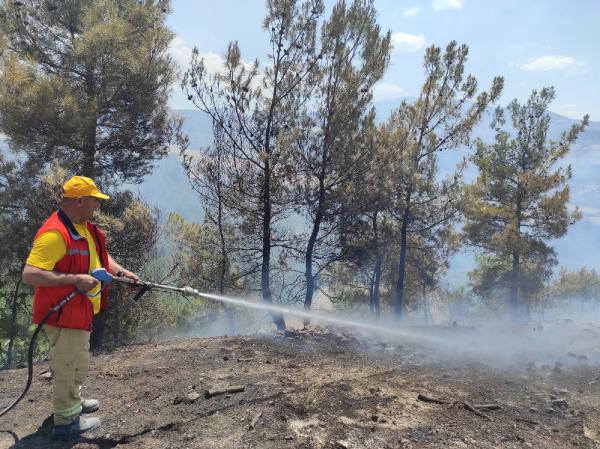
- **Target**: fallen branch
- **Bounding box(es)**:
[473,404,502,411]
[417,394,448,405]
[461,401,493,421]
[204,385,246,399]
[248,411,262,430]
[417,394,496,421]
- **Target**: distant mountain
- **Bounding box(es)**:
[130,102,600,277]
[5,99,600,276]
[1,99,594,279]
[375,99,600,280]
[124,109,212,223]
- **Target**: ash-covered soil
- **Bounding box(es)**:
[1,326,599,449]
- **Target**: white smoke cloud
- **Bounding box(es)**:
[520,56,577,72]
[391,32,427,52]
[432,0,465,11]
[373,82,405,101]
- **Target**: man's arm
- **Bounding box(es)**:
[107,255,140,282]
[22,264,99,291]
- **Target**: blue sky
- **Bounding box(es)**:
[167,0,599,121]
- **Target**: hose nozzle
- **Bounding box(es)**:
[182,286,199,296]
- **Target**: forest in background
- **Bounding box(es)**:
[0,0,598,370]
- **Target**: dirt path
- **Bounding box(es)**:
[1,329,599,448]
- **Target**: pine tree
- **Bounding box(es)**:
[551,267,600,314]
[385,42,503,318]
[332,124,395,318]
[0,0,182,185]
[464,87,588,320]
[182,0,327,330]
[0,159,62,367]
[291,0,391,323]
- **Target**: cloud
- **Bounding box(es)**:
[169,37,225,75]
[373,83,405,101]
[553,103,586,120]
[568,204,600,226]
[168,36,261,109]
[582,206,600,226]
[572,185,600,197]
[169,37,194,73]
[432,0,465,11]
[404,6,421,17]
[520,56,576,72]
[578,206,600,215]
[391,32,427,52]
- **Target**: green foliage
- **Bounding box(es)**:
[165,213,243,293]
[90,192,163,348]
[469,254,552,305]
[0,165,66,368]
[288,0,391,315]
[0,1,184,355]
[0,0,182,184]
[381,41,503,317]
[549,267,600,313]
[182,0,342,330]
[464,87,588,318]
[162,213,244,333]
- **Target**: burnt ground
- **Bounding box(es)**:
[0,326,599,449]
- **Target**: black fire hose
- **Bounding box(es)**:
[0,270,204,419]
[0,269,115,418]
[0,290,78,418]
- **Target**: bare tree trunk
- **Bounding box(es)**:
[90,313,106,349]
[82,148,95,178]
[217,193,235,335]
[368,274,375,315]
[83,70,108,348]
[371,212,382,319]
[510,250,520,321]
[510,194,523,322]
[261,161,285,330]
[303,193,325,327]
[82,71,97,179]
[422,284,430,324]
[394,205,410,319]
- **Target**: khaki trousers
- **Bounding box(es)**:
[44,325,90,425]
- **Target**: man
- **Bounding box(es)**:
[22,176,139,439]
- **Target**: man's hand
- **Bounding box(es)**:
[75,274,100,292]
[120,269,140,283]
[108,254,140,284]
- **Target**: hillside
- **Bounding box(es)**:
[1,325,599,448]
[137,104,600,276]
[1,101,597,274]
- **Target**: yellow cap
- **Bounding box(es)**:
[62,176,110,200]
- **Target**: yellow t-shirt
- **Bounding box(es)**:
[26,222,103,313]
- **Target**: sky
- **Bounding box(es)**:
[166,0,599,121]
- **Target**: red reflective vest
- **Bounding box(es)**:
[32,209,109,331]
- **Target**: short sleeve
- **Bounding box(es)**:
[25,230,67,270]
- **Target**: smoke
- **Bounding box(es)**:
[376,320,600,369]
[161,289,600,371]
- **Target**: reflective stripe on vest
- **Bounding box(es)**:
[66,249,90,256]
